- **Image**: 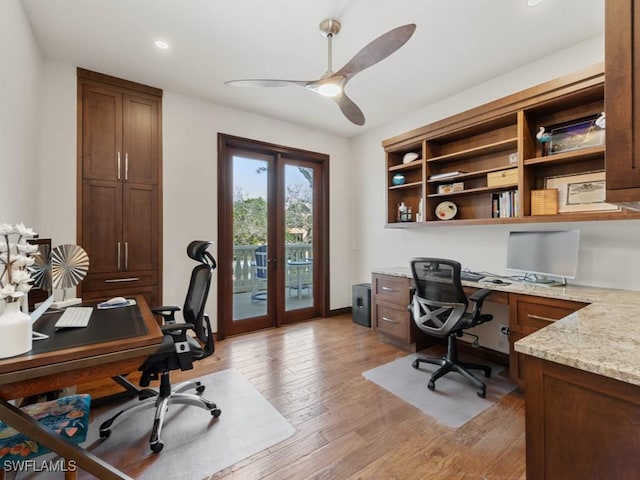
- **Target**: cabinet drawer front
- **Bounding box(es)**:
[83,270,158,291]
[511,294,587,334]
[375,304,410,342]
[373,275,410,305]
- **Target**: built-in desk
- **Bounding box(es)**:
[373,267,640,479]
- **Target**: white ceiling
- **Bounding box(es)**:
[21,0,604,138]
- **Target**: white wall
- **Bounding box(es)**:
[349,34,640,353]
[0,0,43,226]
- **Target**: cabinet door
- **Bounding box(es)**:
[122,95,160,185]
[122,183,159,272]
[605,0,640,201]
[81,83,122,181]
[81,179,123,274]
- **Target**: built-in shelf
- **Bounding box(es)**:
[427,138,518,164]
[383,63,640,227]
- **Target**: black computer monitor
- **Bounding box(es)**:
[506,230,580,285]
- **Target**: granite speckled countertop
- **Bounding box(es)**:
[373,266,640,386]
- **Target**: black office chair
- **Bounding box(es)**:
[99,240,221,453]
[408,257,494,398]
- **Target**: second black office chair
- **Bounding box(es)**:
[409,257,493,398]
[99,240,221,453]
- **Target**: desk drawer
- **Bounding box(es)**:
[510,294,588,335]
[83,270,158,291]
[375,303,410,343]
[373,274,410,306]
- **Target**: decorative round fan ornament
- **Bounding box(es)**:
[29,245,52,291]
[51,244,90,289]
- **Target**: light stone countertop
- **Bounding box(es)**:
[372,266,640,386]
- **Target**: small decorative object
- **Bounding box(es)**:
[0,223,38,358]
[50,244,90,309]
[548,115,605,155]
[536,127,552,143]
[435,201,457,220]
[397,202,412,222]
[402,152,419,164]
[531,189,559,215]
[508,152,518,165]
[595,111,606,129]
[392,173,406,186]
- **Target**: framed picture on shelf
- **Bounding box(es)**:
[548,116,604,155]
[544,171,620,213]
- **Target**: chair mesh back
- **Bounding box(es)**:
[411,258,468,316]
[183,264,213,343]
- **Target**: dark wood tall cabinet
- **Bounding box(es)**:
[605,0,640,204]
[77,69,162,308]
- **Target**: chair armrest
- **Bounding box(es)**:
[468,288,493,306]
[468,288,493,323]
[161,322,194,334]
[152,305,180,324]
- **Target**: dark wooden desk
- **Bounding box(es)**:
[0,295,163,480]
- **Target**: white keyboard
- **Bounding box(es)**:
[54,307,93,329]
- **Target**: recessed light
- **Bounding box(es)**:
[527,0,544,6]
[155,40,169,50]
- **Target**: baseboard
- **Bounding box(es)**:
[328,307,351,317]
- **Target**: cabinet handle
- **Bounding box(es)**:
[527,314,556,322]
[117,152,121,180]
[381,316,398,324]
[117,242,121,270]
[125,153,129,181]
[381,286,398,292]
[125,242,129,270]
[105,277,140,283]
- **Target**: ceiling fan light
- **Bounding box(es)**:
[317,83,342,97]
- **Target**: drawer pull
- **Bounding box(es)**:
[381,286,398,292]
[105,277,140,283]
[381,316,398,324]
[527,313,556,322]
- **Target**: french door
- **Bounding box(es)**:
[217,134,328,338]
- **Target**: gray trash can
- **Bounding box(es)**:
[352,283,371,327]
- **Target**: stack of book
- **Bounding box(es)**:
[491,190,519,218]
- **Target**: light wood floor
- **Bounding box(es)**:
[78,315,527,480]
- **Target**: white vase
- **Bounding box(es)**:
[0,300,32,358]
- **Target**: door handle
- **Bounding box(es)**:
[117,152,121,180]
[381,316,398,324]
[117,242,121,270]
[527,314,556,322]
[125,242,129,270]
[124,153,129,181]
[381,286,398,292]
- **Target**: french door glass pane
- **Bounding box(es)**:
[284,164,314,311]
[232,156,268,321]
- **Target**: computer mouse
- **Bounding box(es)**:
[105,296,127,306]
[491,279,509,285]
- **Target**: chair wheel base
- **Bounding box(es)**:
[211,408,222,418]
[99,429,111,439]
[151,441,164,453]
[196,383,205,394]
[412,359,419,369]
[427,380,435,391]
[477,387,486,398]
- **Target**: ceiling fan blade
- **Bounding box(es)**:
[225,79,309,88]
[334,92,365,126]
[334,24,416,80]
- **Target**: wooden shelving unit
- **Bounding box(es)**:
[382,63,640,227]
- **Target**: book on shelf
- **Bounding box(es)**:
[491,190,519,218]
[429,171,467,180]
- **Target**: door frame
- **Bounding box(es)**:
[217,133,329,339]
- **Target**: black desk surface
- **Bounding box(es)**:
[32,303,148,355]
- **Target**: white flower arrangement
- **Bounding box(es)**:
[0,223,38,303]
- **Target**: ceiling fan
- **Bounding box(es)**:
[225,19,416,126]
